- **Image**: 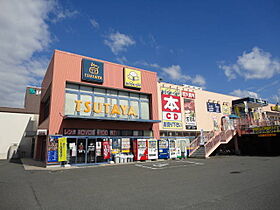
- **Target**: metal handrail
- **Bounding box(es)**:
[188,136,201,156]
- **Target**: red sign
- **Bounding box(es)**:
[161,94,181,113]
[102,141,110,159]
[162,112,182,121]
[182,91,195,99]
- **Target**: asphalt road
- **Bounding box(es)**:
[1,156,280,210]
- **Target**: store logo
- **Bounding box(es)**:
[82,59,104,83]
[124,68,141,89]
[128,71,140,81]
[88,63,99,75]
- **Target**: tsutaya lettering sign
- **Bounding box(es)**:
[124,68,142,89]
[74,100,137,117]
[81,59,104,83]
[161,87,182,129]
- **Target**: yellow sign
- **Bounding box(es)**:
[58,137,67,162]
[271,105,280,112]
[161,87,180,96]
[258,134,277,137]
[222,104,231,115]
[124,68,142,89]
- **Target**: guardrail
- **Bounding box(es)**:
[188,136,201,156]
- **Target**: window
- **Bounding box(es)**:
[66,83,79,91]
[119,99,129,119]
[140,101,150,119]
[80,85,92,93]
[65,83,150,121]
[65,93,78,115]
[130,101,139,119]
[80,94,92,116]
[93,96,105,117]
[119,91,129,97]
[130,93,139,99]
[108,89,117,97]
[94,88,106,95]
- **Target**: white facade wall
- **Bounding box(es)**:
[0,112,38,159]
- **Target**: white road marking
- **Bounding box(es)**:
[135,160,204,170]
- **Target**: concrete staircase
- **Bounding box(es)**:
[189,129,237,158]
[190,146,205,158]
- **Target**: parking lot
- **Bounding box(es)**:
[1,156,280,210]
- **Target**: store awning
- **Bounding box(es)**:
[64,115,161,123]
[228,114,240,119]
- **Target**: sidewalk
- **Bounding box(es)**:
[20,158,143,171]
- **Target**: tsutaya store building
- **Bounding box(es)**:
[35,50,160,166]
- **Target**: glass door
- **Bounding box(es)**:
[67,138,77,164]
[87,138,96,163]
[77,138,86,164]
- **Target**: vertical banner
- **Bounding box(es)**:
[121,138,131,153]
[111,138,121,154]
[58,137,67,162]
[47,137,58,163]
[182,91,197,130]
[222,103,231,115]
[102,141,110,159]
[161,87,182,129]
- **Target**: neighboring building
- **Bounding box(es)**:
[262,103,280,123]
[0,86,41,159]
[158,82,239,138]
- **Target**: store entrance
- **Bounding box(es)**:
[67,138,109,165]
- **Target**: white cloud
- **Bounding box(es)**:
[90,18,99,28]
[193,75,206,86]
[104,32,135,55]
[134,61,160,69]
[271,89,280,103]
[162,65,190,81]
[150,63,160,68]
[0,0,73,108]
[50,3,79,23]
[230,89,259,98]
[220,47,280,80]
[116,56,128,64]
[161,65,206,87]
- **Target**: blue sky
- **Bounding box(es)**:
[0,0,280,107]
